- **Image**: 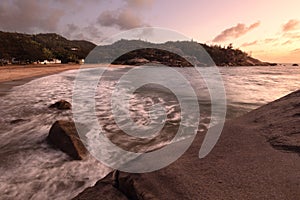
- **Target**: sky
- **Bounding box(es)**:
[0,0,300,63]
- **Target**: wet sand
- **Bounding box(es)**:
[75,90,300,200]
[0,64,81,96]
[0,64,123,96]
[0,64,84,83]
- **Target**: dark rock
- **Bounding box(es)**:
[73,170,157,200]
[268,135,300,153]
[49,100,71,110]
[47,120,87,160]
[10,118,28,124]
[292,63,299,66]
[293,113,300,117]
[73,172,128,200]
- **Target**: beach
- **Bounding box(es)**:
[0,64,124,96]
[0,64,128,83]
[0,64,83,83]
[0,64,81,96]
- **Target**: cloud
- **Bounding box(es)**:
[292,48,300,52]
[282,40,292,45]
[98,9,145,30]
[264,38,277,43]
[212,22,260,43]
[282,19,300,32]
[97,0,153,30]
[63,24,80,38]
[63,23,102,42]
[283,32,300,39]
[241,40,258,47]
[126,0,154,8]
[0,0,64,32]
[0,0,104,33]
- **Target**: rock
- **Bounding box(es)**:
[10,118,28,124]
[49,100,71,110]
[292,63,299,66]
[268,135,300,153]
[73,170,157,200]
[73,172,128,200]
[47,120,87,160]
[74,90,300,200]
[127,58,149,65]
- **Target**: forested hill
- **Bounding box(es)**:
[0,31,96,63]
[88,39,273,66]
[0,31,272,66]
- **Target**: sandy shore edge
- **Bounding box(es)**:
[0,64,125,96]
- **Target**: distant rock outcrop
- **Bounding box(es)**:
[47,120,87,160]
[112,48,193,67]
[49,100,71,110]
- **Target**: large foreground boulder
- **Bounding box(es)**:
[48,120,87,160]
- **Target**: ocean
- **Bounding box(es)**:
[0,65,299,199]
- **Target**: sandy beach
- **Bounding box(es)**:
[0,64,83,96]
[0,64,125,96]
[0,64,84,83]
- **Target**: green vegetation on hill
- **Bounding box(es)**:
[202,43,271,66]
[87,39,272,66]
[0,31,96,64]
[0,31,273,66]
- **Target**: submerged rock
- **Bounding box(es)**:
[49,100,71,110]
[47,120,87,160]
[10,118,29,124]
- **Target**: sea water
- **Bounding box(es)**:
[0,65,299,199]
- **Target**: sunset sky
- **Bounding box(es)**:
[0,0,299,63]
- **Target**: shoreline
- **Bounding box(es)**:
[0,64,82,96]
[74,90,300,199]
[0,64,82,83]
[0,63,125,96]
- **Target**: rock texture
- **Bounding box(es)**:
[74,90,300,199]
[47,120,87,160]
[249,90,300,154]
[49,100,72,110]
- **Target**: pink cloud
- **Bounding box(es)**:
[213,22,260,43]
[282,19,300,32]
[241,40,258,47]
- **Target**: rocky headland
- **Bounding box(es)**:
[74,90,300,199]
